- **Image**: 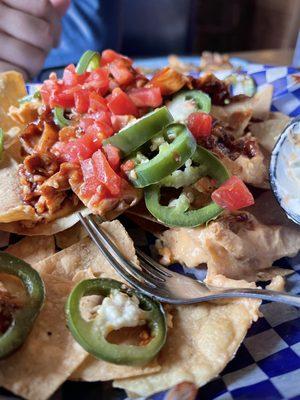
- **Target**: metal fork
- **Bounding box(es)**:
[78,213,300,307]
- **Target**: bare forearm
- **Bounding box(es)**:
[0,0,62,78]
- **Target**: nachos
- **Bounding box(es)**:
[0,50,298,400]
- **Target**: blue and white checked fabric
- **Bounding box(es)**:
[12,63,300,400]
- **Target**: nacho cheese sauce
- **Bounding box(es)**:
[94,290,146,335]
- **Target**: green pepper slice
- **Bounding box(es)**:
[144,146,230,227]
[53,107,70,128]
[129,122,197,188]
[104,106,173,156]
[66,278,167,366]
[0,252,45,359]
[18,90,41,105]
[167,90,211,122]
[76,50,101,74]
[53,51,100,125]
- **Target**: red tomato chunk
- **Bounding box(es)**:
[187,112,212,139]
[128,87,162,108]
[107,88,139,117]
[211,176,254,211]
[80,150,123,198]
[103,144,121,171]
[53,132,103,163]
[109,59,134,86]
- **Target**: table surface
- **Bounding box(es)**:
[230,48,295,66]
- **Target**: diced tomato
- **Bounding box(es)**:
[86,120,113,138]
[103,144,121,170]
[84,67,109,95]
[52,91,75,109]
[88,92,108,112]
[107,88,139,117]
[187,112,212,139]
[111,115,132,132]
[108,78,120,92]
[93,111,112,127]
[92,150,122,196]
[128,87,162,108]
[63,64,88,86]
[79,115,94,131]
[101,49,132,66]
[211,176,255,211]
[80,158,100,197]
[40,86,50,105]
[74,89,90,113]
[41,78,75,108]
[109,59,134,86]
[80,111,111,128]
[40,78,57,106]
[54,132,103,163]
[80,110,113,137]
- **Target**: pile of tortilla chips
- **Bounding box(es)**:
[0,221,261,400]
[0,70,298,400]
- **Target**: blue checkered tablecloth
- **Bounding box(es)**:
[7,64,300,400]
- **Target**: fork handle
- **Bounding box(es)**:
[203,287,300,308]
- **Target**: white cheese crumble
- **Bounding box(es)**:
[94,290,146,335]
[167,98,197,122]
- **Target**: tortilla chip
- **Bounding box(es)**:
[156,211,300,283]
[0,220,160,399]
[0,206,89,236]
[266,275,285,291]
[256,267,293,282]
[249,112,291,153]
[211,100,253,138]
[221,142,269,189]
[71,353,160,382]
[114,276,260,397]
[0,273,87,400]
[36,220,160,382]
[9,100,39,126]
[0,154,36,223]
[4,126,22,152]
[34,220,138,278]
[55,222,87,249]
[0,71,26,133]
[211,84,273,139]
[252,84,273,120]
[6,235,55,264]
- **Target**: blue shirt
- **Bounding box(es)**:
[44,0,192,71]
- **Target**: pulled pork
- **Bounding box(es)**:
[17,106,141,221]
[199,121,269,188]
[18,108,80,221]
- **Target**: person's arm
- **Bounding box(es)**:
[0,0,62,79]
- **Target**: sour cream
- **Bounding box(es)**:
[270,116,300,224]
[94,290,146,334]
